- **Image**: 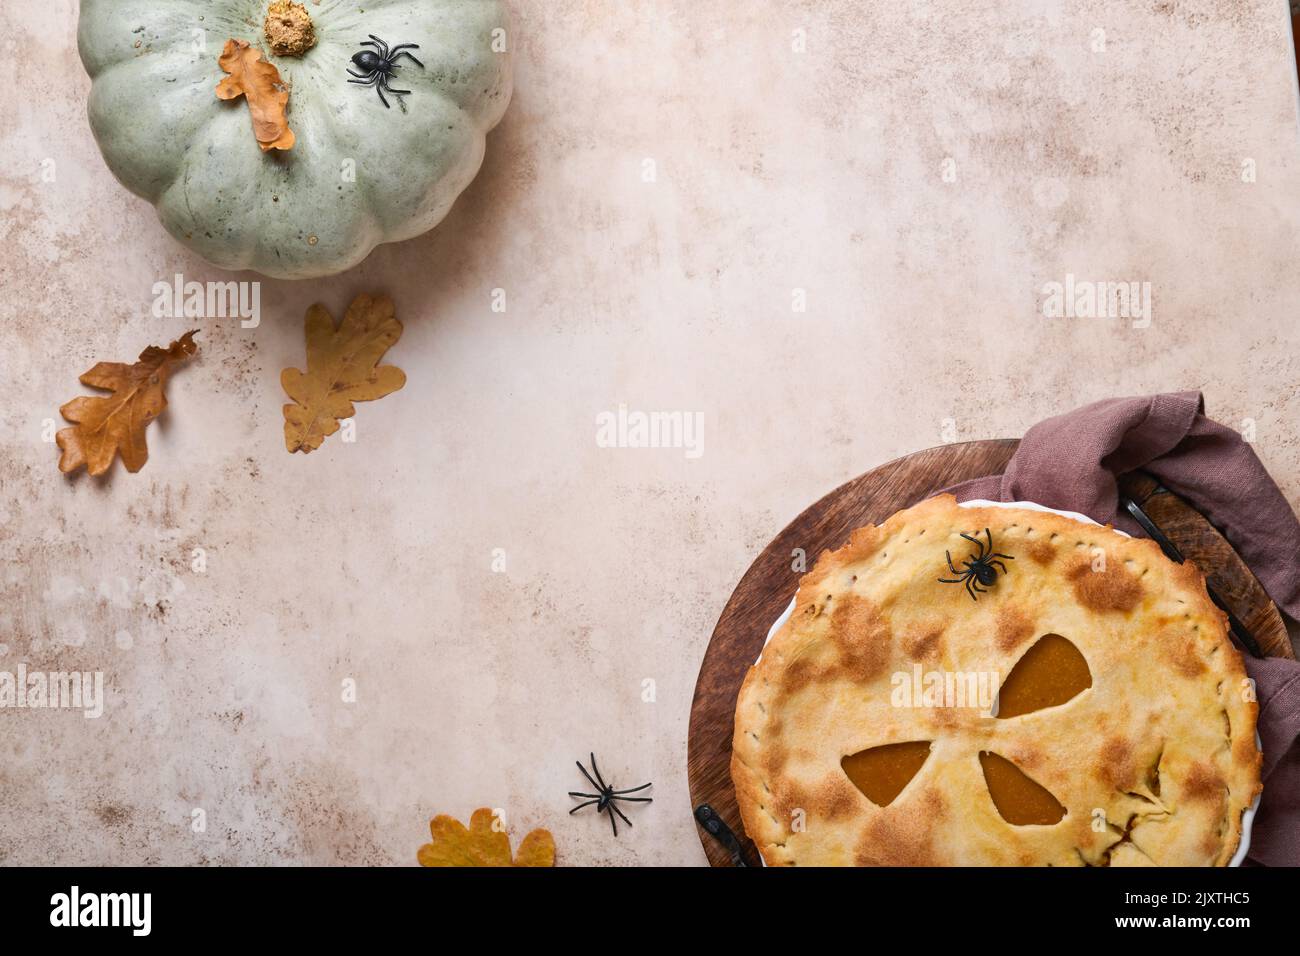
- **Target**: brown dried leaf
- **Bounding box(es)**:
[281,293,406,454]
[56,332,199,477]
[216,38,296,152]
[416,808,556,867]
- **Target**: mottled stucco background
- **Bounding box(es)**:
[1,0,1299,866]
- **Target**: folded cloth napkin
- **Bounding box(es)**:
[945,391,1300,866]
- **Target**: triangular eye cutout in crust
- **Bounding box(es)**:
[841,741,932,807]
[979,751,1066,825]
[995,633,1091,718]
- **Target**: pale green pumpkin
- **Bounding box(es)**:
[78,0,512,279]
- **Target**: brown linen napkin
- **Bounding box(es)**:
[945,391,1300,866]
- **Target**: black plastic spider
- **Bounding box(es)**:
[938,528,1014,601]
[347,34,424,109]
[568,753,652,836]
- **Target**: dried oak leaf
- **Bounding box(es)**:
[281,293,406,454]
[417,808,556,867]
[216,38,295,152]
[56,331,199,477]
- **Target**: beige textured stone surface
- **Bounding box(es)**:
[1,0,1298,866]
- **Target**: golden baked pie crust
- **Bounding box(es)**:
[731,495,1262,866]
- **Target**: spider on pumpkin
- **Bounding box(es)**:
[938,528,1014,601]
[347,34,424,109]
[568,753,652,837]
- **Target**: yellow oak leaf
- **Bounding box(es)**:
[417,808,556,867]
[216,38,296,152]
[56,331,199,477]
[281,293,406,454]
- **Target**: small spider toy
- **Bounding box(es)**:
[938,528,1014,601]
[568,753,652,837]
[347,34,424,109]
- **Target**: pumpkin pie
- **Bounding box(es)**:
[731,495,1262,866]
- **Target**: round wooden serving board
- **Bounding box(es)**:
[687,439,1292,867]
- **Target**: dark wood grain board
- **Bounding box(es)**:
[687,440,1292,867]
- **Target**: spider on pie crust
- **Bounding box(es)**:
[938,528,1014,601]
[568,753,652,836]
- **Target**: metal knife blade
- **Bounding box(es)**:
[1121,496,1263,658]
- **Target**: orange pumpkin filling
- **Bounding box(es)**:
[996,633,1092,718]
[841,741,932,807]
[979,751,1066,825]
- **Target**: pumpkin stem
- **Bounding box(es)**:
[264,0,316,58]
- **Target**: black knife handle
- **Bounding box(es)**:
[694,804,750,867]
